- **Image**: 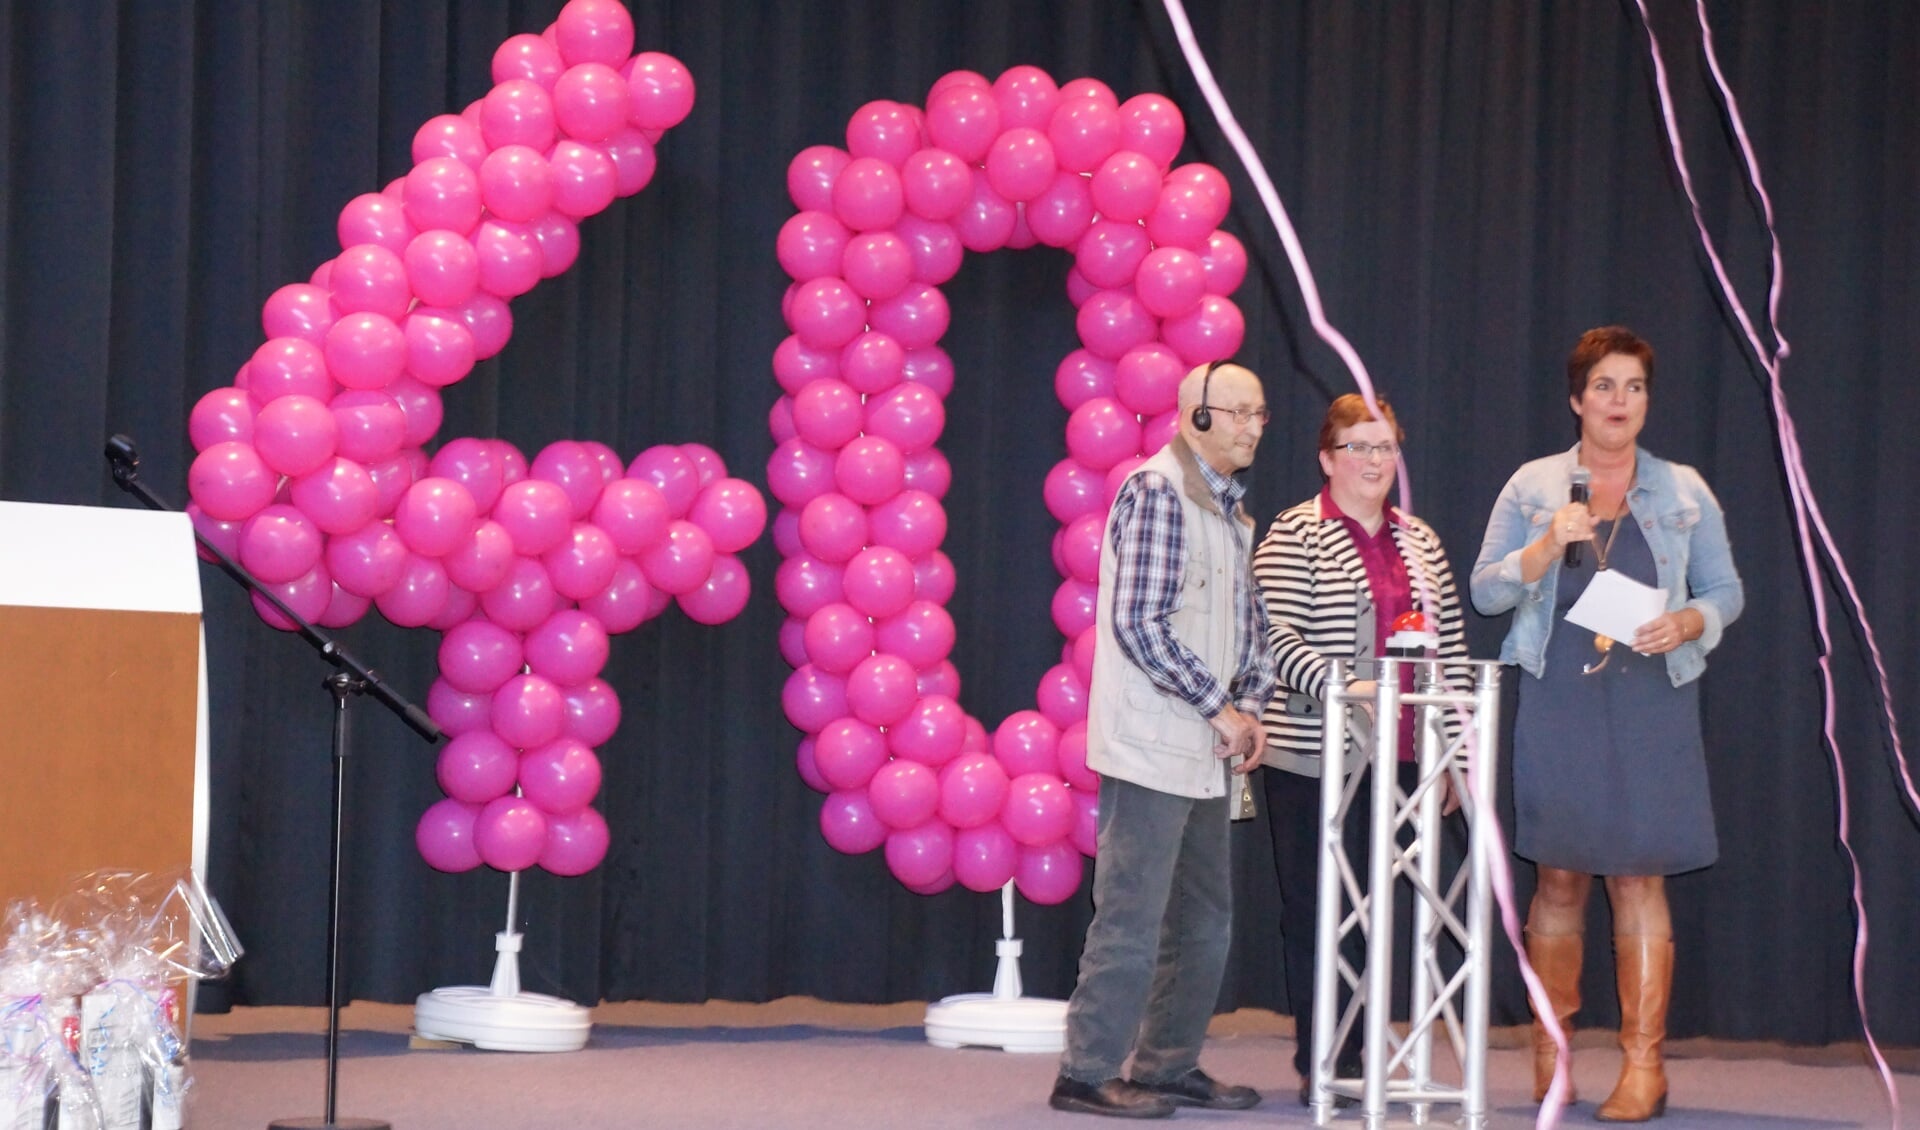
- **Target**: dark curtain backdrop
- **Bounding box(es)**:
[3,0,1915,1046]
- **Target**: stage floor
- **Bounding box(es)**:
[185,999,1916,1128]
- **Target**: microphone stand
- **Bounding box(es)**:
[107,434,437,1130]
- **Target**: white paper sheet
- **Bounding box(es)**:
[1565,569,1668,644]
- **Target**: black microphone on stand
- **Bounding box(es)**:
[1564,465,1592,568]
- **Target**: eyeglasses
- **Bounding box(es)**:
[1335,441,1399,459]
[1204,405,1271,427]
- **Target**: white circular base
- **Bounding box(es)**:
[413,986,591,1052]
[924,993,1067,1053]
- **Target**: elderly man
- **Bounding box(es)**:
[1049,361,1277,1119]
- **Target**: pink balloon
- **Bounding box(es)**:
[784,664,850,734]
[428,677,494,737]
[918,658,961,699]
[1052,578,1098,638]
[1075,219,1151,290]
[1015,838,1085,904]
[562,678,622,746]
[1076,289,1158,360]
[287,458,377,536]
[833,435,906,506]
[952,821,1019,892]
[553,62,629,141]
[780,615,811,669]
[330,391,406,466]
[190,388,254,453]
[787,145,850,212]
[393,477,478,557]
[414,113,488,169]
[481,78,558,151]
[841,231,913,301]
[238,504,323,584]
[867,489,945,559]
[889,693,966,767]
[337,193,417,257]
[1200,230,1249,295]
[1067,785,1100,856]
[831,157,905,232]
[1054,350,1117,412]
[846,653,918,727]
[472,219,543,299]
[677,553,751,624]
[593,478,671,555]
[894,215,964,285]
[554,0,634,67]
[774,554,845,619]
[912,553,957,608]
[901,448,951,499]
[845,99,921,166]
[868,759,940,829]
[804,603,876,675]
[475,796,549,872]
[493,32,564,88]
[427,438,506,513]
[404,230,481,309]
[547,139,618,218]
[992,65,1060,130]
[253,394,339,478]
[479,556,560,633]
[1048,97,1122,174]
[416,798,484,872]
[326,521,408,597]
[688,478,766,555]
[436,730,520,803]
[1058,721,1099,791]
[900,344,956,396]
[1090,151,1161,224]
[839,331,905,395]
[819,788,888,855]
[866,283,949,351]
[1037,662,1089,728]
[404,156,483,235]
[324,312,407,391]
[261,284,337,345]
[1065,397,1145,470]
[625,51,695,131]
[331,242,413,320]
[579,558,655,633]
[524,609,610,686]
[1145,182,1226,253]
[900,147,972,221]
[490,673,566,750]
[250,563,333,631]
[1134,246,1208,319]
[885,821,954,888]
[985,127,1057,202]
[1059,511,1104,584]
[993,711,1062,779]
[816,717,890,791]
[519,736,602,814]
[602,127,659,196]
[939,752,1011,829]
[1112,342,1183,416]
[637,519,713,594]
[540,806,610,875]
[1043,458,1106,524]
[925,83,1000,164]
[188,504,242,564]
[842,546,917,619]
[794,737,829,793]
[797,493,868,565]
[1119,93,1186,169]
[873,600,955,670]
[373,553,451,627]
[1006,775,1082,844]
[544,523,619,601]
[427,585,479,631]
[1026,170,1096,248]
[1161,293,1246,365]
[625,445,702,517]
[776,210,850,282]
[791,379,863,449]
[951,173,1015,253]
[786,277,867,351]
[494,479,574,556]
[438,620,525,694]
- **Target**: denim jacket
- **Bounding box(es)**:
[1469,444,1743,686]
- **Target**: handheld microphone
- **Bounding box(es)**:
[1564,466,1591,568]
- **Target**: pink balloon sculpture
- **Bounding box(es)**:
[775,66,1241,904]
[186,2,764,880]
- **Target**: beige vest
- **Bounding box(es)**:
[1086,438,1251,799]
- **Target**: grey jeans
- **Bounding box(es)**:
[1059,774,1233,1084]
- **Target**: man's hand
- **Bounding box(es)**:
[1208,705,1260,762]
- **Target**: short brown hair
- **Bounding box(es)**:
[1567,326,1655,400]
[1318,392,1403,453]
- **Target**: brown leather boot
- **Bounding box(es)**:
[1595,935,1673,1121]
[1526,928,1583,1103]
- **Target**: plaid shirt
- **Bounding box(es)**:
[1107,458,1277,719]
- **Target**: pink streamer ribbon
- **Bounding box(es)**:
[1632,3,1913,1124]
[1155,3,1566,1126]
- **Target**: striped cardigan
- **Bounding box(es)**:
[1254,495,1470,775]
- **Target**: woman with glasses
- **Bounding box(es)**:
[1251,392,1469,1107]
[1470,326,1743,1121]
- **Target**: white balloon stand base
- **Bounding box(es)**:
[413,872,591,1053]
[923,882,1067,1054]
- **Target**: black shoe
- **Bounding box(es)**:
[1133,1068,1261,1111]
[1050,1075,1176,1119]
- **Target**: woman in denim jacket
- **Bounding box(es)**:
[1471,327,1742,1122]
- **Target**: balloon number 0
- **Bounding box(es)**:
[772,67,1246,903]
[185,0,767,879]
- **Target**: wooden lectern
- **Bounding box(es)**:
[0,500,207,911]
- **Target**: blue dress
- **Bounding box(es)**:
[1511,516,1718,875]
